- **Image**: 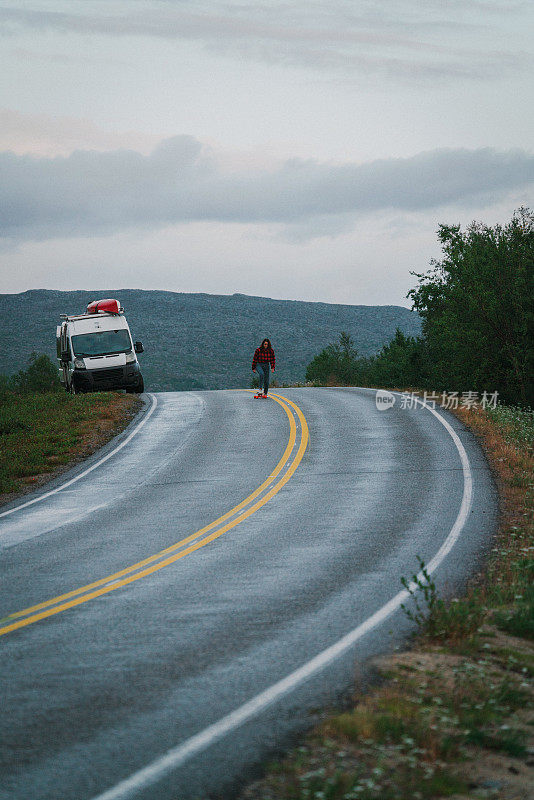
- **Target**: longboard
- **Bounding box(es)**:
[253,393,268,399]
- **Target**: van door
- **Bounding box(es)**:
[61,324,71,389]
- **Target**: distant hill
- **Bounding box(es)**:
[0,290,421,391]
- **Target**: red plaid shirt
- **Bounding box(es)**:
[252,346,275,370]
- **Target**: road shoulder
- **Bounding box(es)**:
[0,392,148,513]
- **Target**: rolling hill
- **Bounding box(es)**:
[0,290,421,390]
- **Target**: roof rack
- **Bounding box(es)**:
[59,311,121,322]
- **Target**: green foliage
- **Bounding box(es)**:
[11,352,61,393]
[305,331,360,385]
[400,556,442,636]
[487,403,534,453]
[364,328,431,388]
[0,372,11,397]
[493,591,534,640]
[306,328,430,388]
[305,208,533,404]
[408,207,534,405]
[464,726,527,758]
[450,669,529,757]
[401,557,484,643]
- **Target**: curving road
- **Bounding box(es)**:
[0,388,497,800]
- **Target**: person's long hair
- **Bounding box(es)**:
[260,338,273,351]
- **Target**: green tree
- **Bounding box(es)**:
[0,372,11,398]
[306,331,360,385]
[364,329,430,388]
[12,353,62,393]
[408,208,534,405]
[306,329,429,389]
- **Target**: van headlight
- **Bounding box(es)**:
[74,358,86,369]
[125,351,136,363]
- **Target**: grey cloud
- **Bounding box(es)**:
[0,1,530,82]
[1,137,533,241]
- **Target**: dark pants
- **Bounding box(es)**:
[256,362,270,394]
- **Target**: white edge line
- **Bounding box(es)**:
[90,391,474,800]
[0,394,158,519]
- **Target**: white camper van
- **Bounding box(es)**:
[56,298,144,394]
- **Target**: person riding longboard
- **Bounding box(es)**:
[252,338,275,398]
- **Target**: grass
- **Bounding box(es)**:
[487,403,534,453]
[240,400,534,800]
[493,594,534,640]
[401,558,486,649]
[0,390,142,497]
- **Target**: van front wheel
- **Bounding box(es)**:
[127,376,144,394]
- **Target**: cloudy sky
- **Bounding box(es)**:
[1,0,532,305]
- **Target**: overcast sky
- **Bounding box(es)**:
[0,0,532,306]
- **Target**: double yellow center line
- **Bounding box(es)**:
[0,392,309,637]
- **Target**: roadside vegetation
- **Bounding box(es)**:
[0,353,142,501]
[241,209,533,799]
[306,208,533,408]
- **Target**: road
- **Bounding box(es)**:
[0,388,497,800]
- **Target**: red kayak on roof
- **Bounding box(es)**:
[86,298,121,315]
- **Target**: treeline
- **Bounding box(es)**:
[305,329,429,389]
[0,353,61,394]
[306,208,533,406]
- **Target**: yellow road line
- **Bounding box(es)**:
[0,392,308,637]
[5,392,295,622]
[2,391,298,624]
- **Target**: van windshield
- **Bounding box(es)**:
[72,329,132,357]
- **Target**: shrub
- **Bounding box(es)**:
[11,353,61,393]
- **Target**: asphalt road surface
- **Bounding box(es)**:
[0,388,497,800]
